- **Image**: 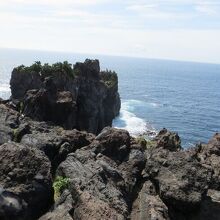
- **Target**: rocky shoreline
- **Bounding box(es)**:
[0,60,220,220]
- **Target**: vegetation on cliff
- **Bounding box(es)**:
[15,61,75,78]
[14,61,118,87]
[53,176,70,200]
[100,70,118,88]
[10,59,121,134]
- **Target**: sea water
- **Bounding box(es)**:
[0,48,220,147]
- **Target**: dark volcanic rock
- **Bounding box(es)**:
[197,133,220,190]
[39,190,74,220]
[10,69,43,100]
[145,148,212,211]
[22,89,77,129]
[141,132,220,220]
[0,104,19,144]
[154,128,181,151]
[20,124,95,170]
[93,127,131,162]
[42,128,145,220]
[10,59,121,134]
[130,181,170,220]
[0,142,53,220]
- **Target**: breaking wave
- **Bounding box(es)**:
[113,99,157,137]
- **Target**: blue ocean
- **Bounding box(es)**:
[0,48,220,147]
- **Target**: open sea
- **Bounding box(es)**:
[0,48,220,147]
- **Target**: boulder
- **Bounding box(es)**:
[0,104,19,144]
[155,128,181,151]
[145,147,212,212]
[93,127,130,162]
[197,133,220,190]
[0,142,53,220]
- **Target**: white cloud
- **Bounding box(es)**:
[0,0,106,6]
[0,0,220,63]
[126,3,184,19]
[195,2,220,15]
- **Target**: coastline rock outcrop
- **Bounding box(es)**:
[0,100,220,219]
[0,59,220,219]
[10,59,120,134]
[0,142,53,220]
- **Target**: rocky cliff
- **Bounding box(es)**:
[10,59,121,134]
[0,60,220,220]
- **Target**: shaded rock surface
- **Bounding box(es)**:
[0,142,53,220]
[10,59,120,134]
[0,102,220,219]
[130,181,170,220]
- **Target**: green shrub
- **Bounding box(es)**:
[15,61,74,78]
[101,70,118,88]
[12,128,19,142]
[53,176,70,200]
[19,101,24,114]
[136,136,147,148]
[136,136,157,149]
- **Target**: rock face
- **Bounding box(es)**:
[0,101,220,219]
[0,142,53,220]
[40,127,146,220]
[10,59,120,134]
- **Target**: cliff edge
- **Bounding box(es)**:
[10,59,121,134]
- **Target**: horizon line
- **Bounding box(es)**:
[0,46,220,66]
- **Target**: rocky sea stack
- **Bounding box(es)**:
[10,59,120,134]
[0,59,220,220]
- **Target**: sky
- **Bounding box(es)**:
[0,0,220,63]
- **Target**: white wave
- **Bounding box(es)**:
[0,83,10,92]
[0,83,11,99]
[113,99,157,137]
[149,102,160,107]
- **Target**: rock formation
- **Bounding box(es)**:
[0,60,220,219]
[10,59,120,134]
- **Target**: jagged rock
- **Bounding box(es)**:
[10,69,43,100]
[93,127,130,162]
[0,142,53,220]
[56,149,128,219]
[197,133,220,190]
[22,89,77,129]
[39,190,74,220]
[10,59,121,134]
[21,126,95,171]
[194,189,220,220]
[46,128,143,220]
[119,148,146,196]
[155,128,181,151]
[145,147,212,213]
[0,189,27,220]
[0,104,19,144]
[130,181,170,220]
[74,59,100,79]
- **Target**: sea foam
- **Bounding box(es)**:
[113,99,157,137]
[0,83,10,99]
